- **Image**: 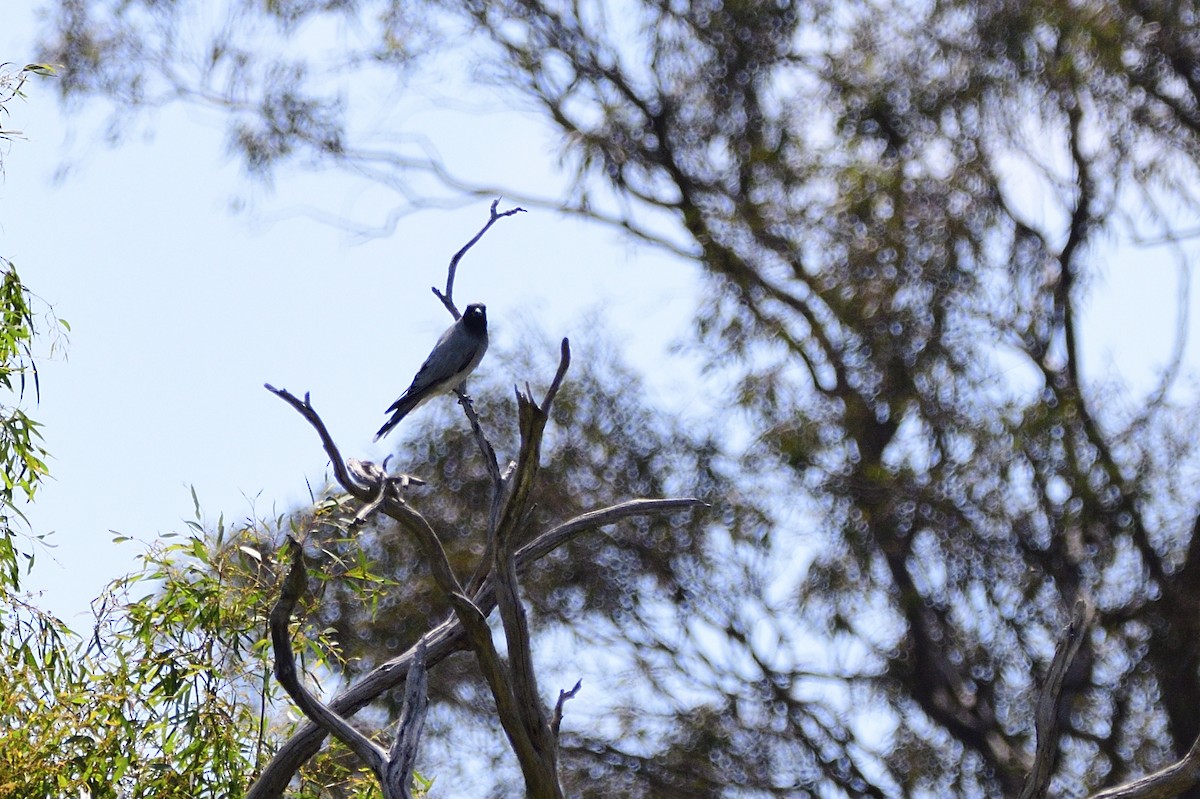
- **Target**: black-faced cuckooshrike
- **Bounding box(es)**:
[374,303,489,441]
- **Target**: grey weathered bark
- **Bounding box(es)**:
[1020,594,1200,799]
[253,203,702,798]
[259,376,702,797]
[270,537,430,799]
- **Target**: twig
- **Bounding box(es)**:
[433,198,526,316]
[541,338,571,412]
[454,388,502,498]
[265,385,369,502]
[267,387,430,524]
[458,385,507,596]
[551,679,583,738]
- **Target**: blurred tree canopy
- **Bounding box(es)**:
[34,1,1200,797]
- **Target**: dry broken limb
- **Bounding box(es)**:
[253,366,704,799]
[268,341,567,798]
[477,341,575,797]
[1018,594,1200,799]
[270,537,429,799]
[1019,597,1094,799]
[346,457,425,524]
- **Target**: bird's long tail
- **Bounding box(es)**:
[373,396,419,442]
[373,415,400,442]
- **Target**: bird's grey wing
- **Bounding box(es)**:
[386,323,478,411]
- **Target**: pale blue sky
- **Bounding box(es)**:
[2,8,703,627]
[3,4,1197,634]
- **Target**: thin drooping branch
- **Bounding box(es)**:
[1019,596,1094,799]
[328,143,700,259]
[433,198,526,316]
[269,538,430,799]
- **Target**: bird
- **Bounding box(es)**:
[374,303,489,441]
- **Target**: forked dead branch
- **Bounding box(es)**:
[252,205,703,798]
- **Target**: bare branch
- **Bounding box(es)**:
[459,385,507,597]
[541,338,571,412]
[347,458,425,524]
[265,385,371,503]
[1086,731,1200,799]
[254,374,704,798]
[454,387,503,510]
[1019,596,1094,799]
[417,347,575,798]
[383,495,466,599]
[247,497,703,799]
[248,621,458,799]
[464,342,577,797]
[519,498,706,565]
[433,198,526,316]
[367,419,558,793]
[552,679,583,738]
[385,640,430,799]
[270,538,388,776]
[271,538,432,799]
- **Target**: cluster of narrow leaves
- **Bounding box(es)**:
[0,62,56,161]
[0,262,59,589]
[1,495,420,798]
[0,59,398,799]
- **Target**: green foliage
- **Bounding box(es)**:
[0,60,62,590]
[0,63,56,165]
[0,493,404,798]
[0,261,55,592]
